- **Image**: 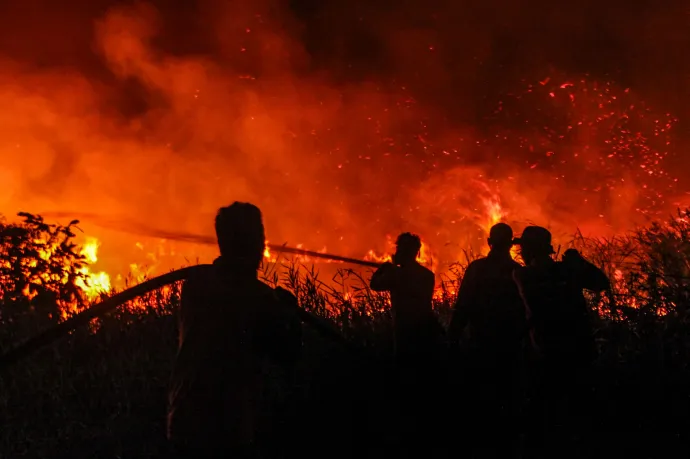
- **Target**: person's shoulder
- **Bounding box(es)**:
[468,257,487,267]
[415,263,435,278]
[257,280,298,306]
[468,256,498,271]
[461,257,489,277]
[255,279,277,297]
[274,286,298,305]
[183,264,216,287]
[185,263,215,277]
[269,286,300,320]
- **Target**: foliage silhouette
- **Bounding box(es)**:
[1,211,690,457]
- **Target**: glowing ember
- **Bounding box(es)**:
[0,2,682,311]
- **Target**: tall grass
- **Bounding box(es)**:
[1,212,690,457]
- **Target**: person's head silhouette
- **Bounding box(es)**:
[513,226,554,265]
[215,202,266,271]
[393,232,422,266]
[487,223,514,253]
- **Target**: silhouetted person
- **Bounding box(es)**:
[370,232,440,363]
[449,223,525,350]
[513,226,608,369]
[512,226,609,457]
[167,203,302,459]
[448,223,526,458]
[370,232,443,454]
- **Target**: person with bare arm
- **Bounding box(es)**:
[167,202,302,459]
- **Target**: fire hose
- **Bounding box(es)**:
[38,211,384,268]
[0,212,386,371]
[0,261,379,372]
[0,266,196,370]
[0,217,385,371]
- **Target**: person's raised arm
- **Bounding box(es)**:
[370,262,398,292]
[563,249,610,292]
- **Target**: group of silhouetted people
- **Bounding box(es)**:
[165,202,610,459]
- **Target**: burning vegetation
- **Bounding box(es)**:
[0,1,687,288]
[2,0,690,455]
[1,71,687,324]
[3,208,690,457]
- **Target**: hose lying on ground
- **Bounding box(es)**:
[0,265,362,372]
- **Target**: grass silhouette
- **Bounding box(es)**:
[1,212,690,457]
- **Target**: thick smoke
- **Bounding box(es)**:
[0,0,688,277]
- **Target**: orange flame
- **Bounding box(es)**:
[74,238,111,301]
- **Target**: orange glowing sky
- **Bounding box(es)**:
[1,0,689,291]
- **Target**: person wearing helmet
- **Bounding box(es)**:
[512,225,609,457]
[512,226,608,365]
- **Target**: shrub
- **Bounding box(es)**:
[2,211,690,457]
